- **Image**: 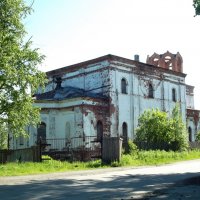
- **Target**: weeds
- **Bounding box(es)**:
[1,147,200,177]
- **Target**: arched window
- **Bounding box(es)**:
[122,122,128,140]
[97,120,103,143]
[172,88,176,102]
[121,78,127,94]
[122,122,128,152]
[148,83,154,98]
[37,122,46,144]
[188,127,192,142]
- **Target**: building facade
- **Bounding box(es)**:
[10,51,200,150]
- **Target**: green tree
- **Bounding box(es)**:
[195,131,200,142]
[135,109,172,150]
[170,105,188,151]
[0,122,8,149]
[0,0,46,138]
[135,105,188,151]
[194,0,200,16]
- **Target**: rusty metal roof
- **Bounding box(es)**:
[35,86,107,101]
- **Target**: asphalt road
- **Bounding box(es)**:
[0,159,200,200]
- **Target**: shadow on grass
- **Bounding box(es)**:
[0,172,200,200]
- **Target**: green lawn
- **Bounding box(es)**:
[118,149,200,167]
[0,150,200,176]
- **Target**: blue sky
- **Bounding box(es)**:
[25,0,200,109]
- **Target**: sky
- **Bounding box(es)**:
[25,0,200,109]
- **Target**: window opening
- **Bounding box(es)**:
[97,121,103,143]
[188,127,192,142]
[37,122,46,144]
[148,83,154,98]
[122,122,128,152]
[121,78,127,94]
[172,88,176,102]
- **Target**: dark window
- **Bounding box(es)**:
[188,127,192,142]
[97,121,103,143]
[37,122,46,144]
[121,78,127,94]
[172,88,176,102]
[122,122,128,140]
[122,122,128,152]
[148,83,154,98]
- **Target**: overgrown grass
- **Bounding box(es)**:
[0,150,200,176]
[0,158,106,176]
[118,149,200,167]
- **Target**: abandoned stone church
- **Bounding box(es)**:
[10,51,200,150]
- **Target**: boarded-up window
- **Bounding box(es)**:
[97,120,103,143]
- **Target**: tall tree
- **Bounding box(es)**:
[0,0,46,138]
[193,0,200,16]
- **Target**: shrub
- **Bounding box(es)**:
[127,140,138,157]
[195,131,200,142]
[135,104,188,151]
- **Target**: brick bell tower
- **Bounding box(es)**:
[146,51,183,73]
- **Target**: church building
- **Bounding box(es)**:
[10,51,200,150]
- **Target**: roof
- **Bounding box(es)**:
[35,86,107,101]
[46,54,187,78]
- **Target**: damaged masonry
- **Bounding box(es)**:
[10,51,200,160]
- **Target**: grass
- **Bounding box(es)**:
[0,158,106,176]
[119,149,200,167]
[0,150,200,176]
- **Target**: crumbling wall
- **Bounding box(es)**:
[187,109,200,141]
[44,61,110,96]
[108,59,187,140]
[186,85,195,109]
[82,101,110,138]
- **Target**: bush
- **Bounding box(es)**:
[195,131,200,142]
[127,140,138,157]
[135,104,188,151]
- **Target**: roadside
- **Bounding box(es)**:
[0,160,200,200]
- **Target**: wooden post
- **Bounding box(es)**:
[102,137,122,164]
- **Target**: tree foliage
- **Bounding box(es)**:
[193,0,200,16]
[0,122,8,149]
[0,0,46,137]
[135,105,188,151]
[170,105,188,150]
[195,131,200,142]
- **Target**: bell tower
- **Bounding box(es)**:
[146,51,183,73]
